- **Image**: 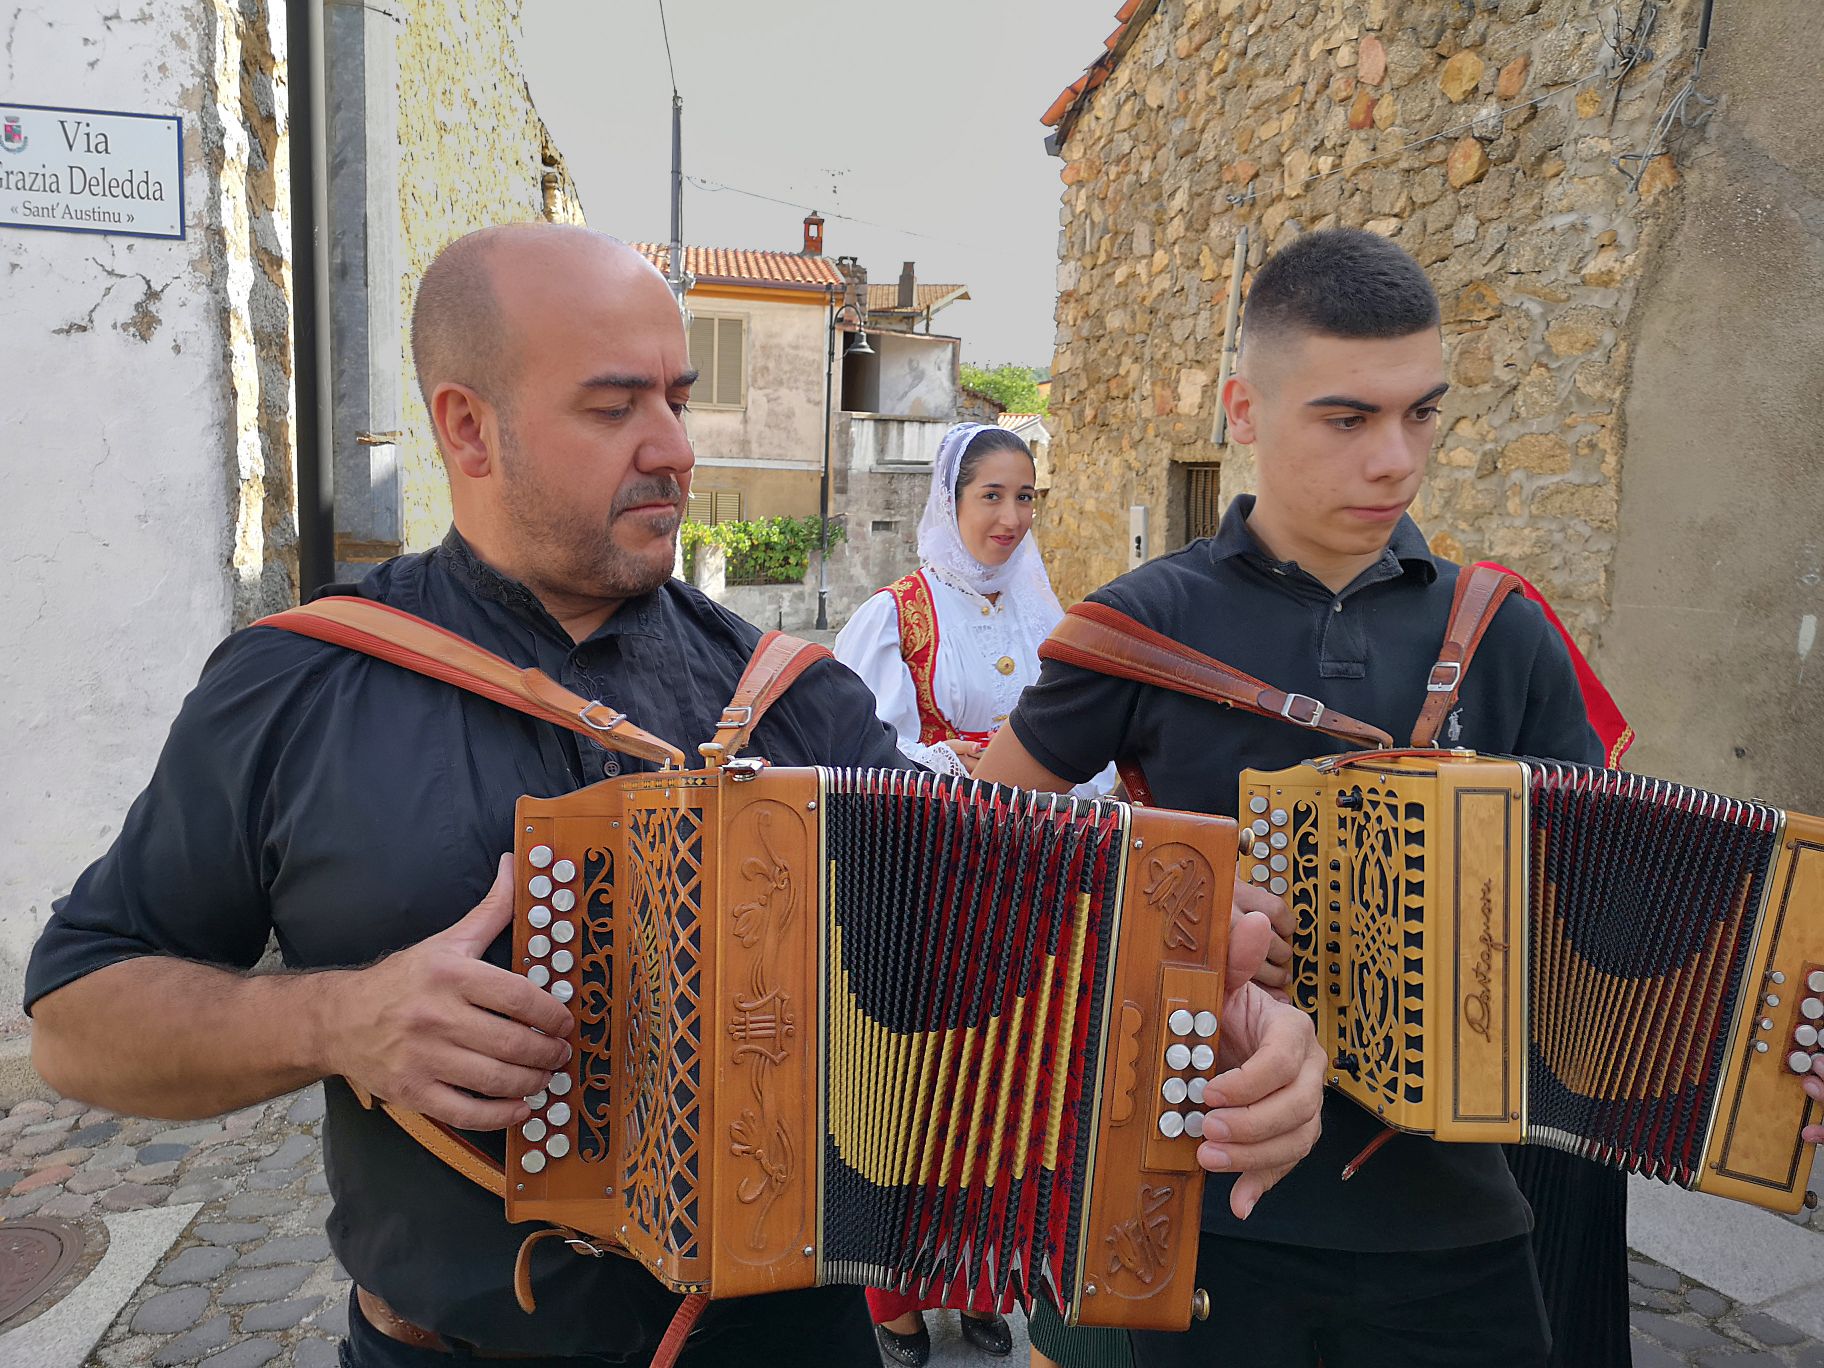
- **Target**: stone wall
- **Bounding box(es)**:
[1043,0,1704,653]
[396,0,583,550]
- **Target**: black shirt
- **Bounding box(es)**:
[24,530,907,1356]
[1010,496,1602,1253]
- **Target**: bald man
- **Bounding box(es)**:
[25,226,1322,1365]
[23,226,914,1365]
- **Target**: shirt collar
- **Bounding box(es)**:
[1209,494,1439,586]
[435,527,666,643]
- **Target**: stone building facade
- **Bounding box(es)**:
[1039,0,1823,808]
[1,0,578,1023]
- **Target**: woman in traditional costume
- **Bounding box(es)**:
[834,421,1112,1365]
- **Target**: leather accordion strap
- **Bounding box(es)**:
[1040,603,1394,750]
[258,598,687,771]
[1408,565,1523,747]
[700,630,834,761]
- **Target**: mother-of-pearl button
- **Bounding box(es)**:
[1802,998,1824,1021]
[1193,1011,1218,1037]
[1253,843,1269,860]
[1270,831,1288,849]
[1250,796,1268,814]
[552,859,576,883]
[1271,809,1288,825]
[549,1072,573,1095]
[523,1118,548,1142]
[524,1090,547,1110]
[1187,1077,1208,1104]
[1809,969,1824,993]
[551,949,575,973]
[528,906,552,929]
[551,889,577,913]
[552,980,575,1004]
[1790,1051,1814,1074]
[1191,1044,1215,1071]
[1165,1043,1192,1070]
[521,1150,546,1174]
[1270,854,1288,872]
[528,845,553,869]
[526,965,551,988]
[1251,819,1270,837]
[551,920,575,944]
[545,1133,571,1159]
[1169,1009,1194,1035]
[1183,1111,1205,1138]
[1158,1112,1185,1138]
[528,874,553,899]
[1162,1078,1188,1104]
[1797,1024,1820,1048]
[1252,864,1270,882]
[1270,876,1288,895]
[547,1101,572,1127]
[527,935,551,959]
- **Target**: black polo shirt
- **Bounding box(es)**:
[24,530,907,1357]
[1010,495,1602,1253]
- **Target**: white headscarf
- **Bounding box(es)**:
[916,422,1065,634]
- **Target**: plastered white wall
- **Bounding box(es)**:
[0,1,242,1025]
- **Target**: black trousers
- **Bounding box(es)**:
[1127,1233,1551,1368]
[338,1283,879,1368]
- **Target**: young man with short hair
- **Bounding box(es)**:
[978,228,1619,1367]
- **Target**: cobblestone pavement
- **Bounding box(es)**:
[0,1088,1818,1366]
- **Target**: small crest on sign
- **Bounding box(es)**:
[1,113,26,154]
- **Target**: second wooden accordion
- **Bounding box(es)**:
[1238,750,1823,1211]
[505,765,1237,1331]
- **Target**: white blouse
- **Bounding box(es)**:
[834,572,1116,798]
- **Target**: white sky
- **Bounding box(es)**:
[518,0,1121,367]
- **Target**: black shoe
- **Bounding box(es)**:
[960,1312,1013,1357]
[876,1318,931,1367]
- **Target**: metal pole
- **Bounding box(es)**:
[816,293,835,630]
[668,93,686,305]
[1210,226,1249,446]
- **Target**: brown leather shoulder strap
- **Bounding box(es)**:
[1039,602,1394,750]
[258,598,686,770]
[700,630,835,762]
[1409,565,1523,747]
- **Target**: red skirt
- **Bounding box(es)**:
[865,1283,1004,1322]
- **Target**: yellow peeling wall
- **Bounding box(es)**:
[395,0,585,550]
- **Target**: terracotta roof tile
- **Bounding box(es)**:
[634,243,848,289]
[865,282,971,313]
[1042,0,1159,133]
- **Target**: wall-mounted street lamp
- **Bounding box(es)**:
[817,299,872,630]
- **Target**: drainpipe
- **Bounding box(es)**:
[290,0,333,597]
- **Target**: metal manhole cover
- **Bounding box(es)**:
[0,1219,87,1325]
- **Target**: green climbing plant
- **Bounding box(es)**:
[680,515,847,587]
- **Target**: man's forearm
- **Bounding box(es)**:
[31,957,347,1119]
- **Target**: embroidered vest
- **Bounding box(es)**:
[884,570,960,745]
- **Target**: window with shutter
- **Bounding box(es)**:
[685,314,747,408]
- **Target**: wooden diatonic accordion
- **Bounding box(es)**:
[1237,750,1824,1211]
[505,765,1236,1331]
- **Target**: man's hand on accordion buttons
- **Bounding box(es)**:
[321,854,574,1131]
[1196,906,1326,1220]
[1233,877,1294,1001]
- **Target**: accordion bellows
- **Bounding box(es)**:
[505,766,1237,1331]
[1238,751,1824,1211]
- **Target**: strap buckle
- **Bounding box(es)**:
[1280,693,1327,729]
[563,1237,608,1258]
[716,703,754,731]
[1426,661,1462,694]
[577,701,627,732]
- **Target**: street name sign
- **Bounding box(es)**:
[1,101,184,240]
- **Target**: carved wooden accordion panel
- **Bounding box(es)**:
[1239,751,1824,1211]
[506,766,1236,1331]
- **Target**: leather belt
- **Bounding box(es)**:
[355,1286,543,1360]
